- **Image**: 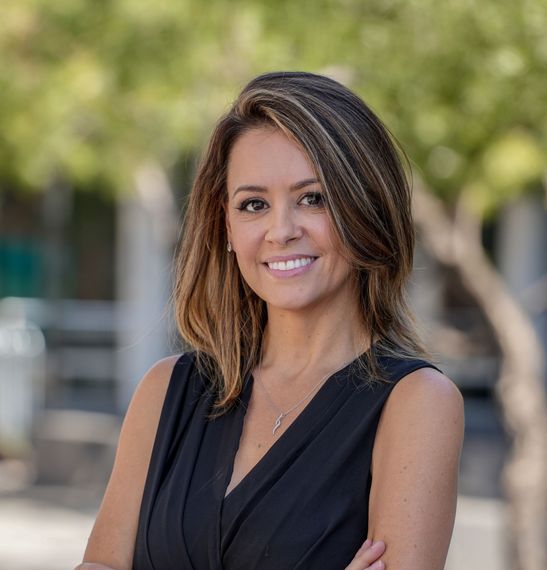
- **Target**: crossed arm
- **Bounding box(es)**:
[76,363,463,570]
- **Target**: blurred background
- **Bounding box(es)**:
[0,1,546,569]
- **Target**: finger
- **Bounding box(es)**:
[345,553,385,570]
[345,540,386,569]
[349,557,385,570]
[358,538,372,554]
[359,540,385,565]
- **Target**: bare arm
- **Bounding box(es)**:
[367,367,465,569]
[75,356,180,570]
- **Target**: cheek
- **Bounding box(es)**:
[319,220,346,260]
[232,224,261,252]
[229,213,265,248]
[314,213,337,245]
[323,229,352,276]
[232,230,263,276]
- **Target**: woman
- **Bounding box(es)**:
[78,71,464,569]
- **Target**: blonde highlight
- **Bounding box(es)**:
[173,71,430,417]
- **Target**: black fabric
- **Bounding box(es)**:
[133,351,442,569]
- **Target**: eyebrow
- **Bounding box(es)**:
[233,178,320,197]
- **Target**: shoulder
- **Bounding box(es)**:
[132,354,185,406]
[120,353,195,459]
[114,352,197,481]
[131,351,198,411]
[81,353,186,569]
[141,351,194,386]
[373,366,464,468]
[386,364,463,415]
[386,364,463,426]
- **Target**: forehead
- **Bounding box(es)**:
[227,128,316,191]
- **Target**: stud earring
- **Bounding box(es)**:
[227,241,232,252]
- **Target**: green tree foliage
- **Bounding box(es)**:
[1,0,546,216]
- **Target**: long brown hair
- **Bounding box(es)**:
[172,71,429,416]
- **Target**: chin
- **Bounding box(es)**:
[262,294,326,313]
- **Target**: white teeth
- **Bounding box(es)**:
[267,257,315,271]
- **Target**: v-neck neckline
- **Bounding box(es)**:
[221,353,366,504]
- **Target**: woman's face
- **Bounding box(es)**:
[225,127,356,313]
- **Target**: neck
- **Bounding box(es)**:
[259,299,370,381]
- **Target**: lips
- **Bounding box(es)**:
[262,255,318,277]
[266,256,316,271]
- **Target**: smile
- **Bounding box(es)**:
[267,257,316,271]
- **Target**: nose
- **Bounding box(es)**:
[265,205,303,246]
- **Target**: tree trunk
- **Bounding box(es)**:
[412,180,547,570]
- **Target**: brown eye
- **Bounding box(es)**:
[237,198,268,213]
[300,192,325,207]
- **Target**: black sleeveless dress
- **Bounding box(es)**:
[133,351,442,569]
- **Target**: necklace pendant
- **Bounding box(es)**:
[272,413,284,435]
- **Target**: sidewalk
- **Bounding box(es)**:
[446,495,509,570]
[0,492,96,570]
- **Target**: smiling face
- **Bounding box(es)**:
[225,127,358,313]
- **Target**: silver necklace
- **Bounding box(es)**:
[254,358,356,435]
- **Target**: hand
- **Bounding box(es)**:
[74,562,119,570]
[344,538,386,570]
